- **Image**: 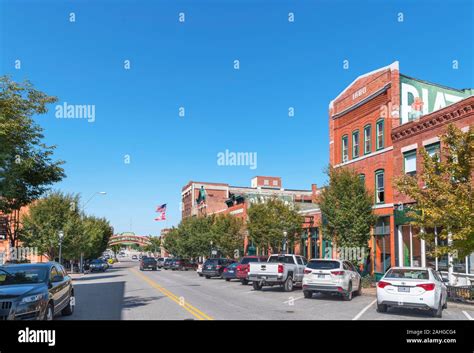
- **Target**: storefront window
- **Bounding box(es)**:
[400,225,422,267]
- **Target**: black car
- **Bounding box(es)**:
[140,257,157,271]
[89,259,108,272]
[202,258,236,279]
[0,262,74,320]
[171,259,197,271]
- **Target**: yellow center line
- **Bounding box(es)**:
[130,268,214,320]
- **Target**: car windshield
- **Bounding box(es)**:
[385,269,429,280]
[0,266,48,285]
[268,256,294,264]
[307,260,341,270]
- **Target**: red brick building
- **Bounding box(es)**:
[392,96,474,281]
[329,61,472,278]
[181,177,322,258]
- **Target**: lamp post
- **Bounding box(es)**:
[283,231,288,254]
[210,240,213,258]
[58,231,64,264]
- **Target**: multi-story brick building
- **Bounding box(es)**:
[181,177,322,258]
[329,61,472,278]
[392,96,474,283]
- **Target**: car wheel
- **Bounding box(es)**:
[303,290,312,299]
[43,302,54,321]
[198,274,203,277]
[432,299,443,318]
[283,276,294,292]
[356,279,363,296]
[253,281,263,290]
[443,299,448,310]
[225,278,230,282]
[61,293,75,316]
[205,276,210,279]
[241,279,248,285]
[343,282,353,301]
[377,303,388,313]
[153,267,157,271]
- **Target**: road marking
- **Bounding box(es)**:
[462,311,473,320]
[283,296,304,304]
[352,299,377,320]
[131,269,213,320]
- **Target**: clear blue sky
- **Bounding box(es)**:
[1,0,472,235]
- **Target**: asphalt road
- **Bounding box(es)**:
[61,260,474,321]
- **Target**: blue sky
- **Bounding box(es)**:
[1,0,472,235]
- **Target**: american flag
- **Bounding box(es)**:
[154,204,167,221]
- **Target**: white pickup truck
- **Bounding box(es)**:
[248,254,307,292]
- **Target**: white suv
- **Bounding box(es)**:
[376,267,448,318]
[302,259,362,301]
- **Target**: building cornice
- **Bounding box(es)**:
[392,96,474,143]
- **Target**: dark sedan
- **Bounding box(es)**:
[163,258,174,270]
[0,262,74,320]
[89,259,108,272]
[222,263,239,281]
[202,258,236,279]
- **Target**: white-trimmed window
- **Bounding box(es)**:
[342,135,348,162]
[404,150,417,176]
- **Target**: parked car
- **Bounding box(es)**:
[163,258,174,270]
[236,256,267,285]
[89,259,108,273]
[376,267,448,317]
[156,257,167,268]
[202,258,236,279]
[197,263,203,277]
[140,257,158,271]
[0,262,74,320]
[302,259,362,301]
[171,259,197,271]
[248,254,307,291]
[223,263,239,281]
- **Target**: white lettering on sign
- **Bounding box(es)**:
[352,87,367,100]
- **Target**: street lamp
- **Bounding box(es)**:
[283,231,288,254]
[210,240,213,258]
[58,231,64,264]
[79,191,107,273]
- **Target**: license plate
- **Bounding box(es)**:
[398,286,410,293]
[207,266,212,269]
[317,274,325,278]
[228,270,234,273]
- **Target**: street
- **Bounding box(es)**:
[61,259,474,321]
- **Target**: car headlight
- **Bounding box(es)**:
[20,294,45,304]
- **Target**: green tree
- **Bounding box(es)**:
[144,235,161,254]
[319,166,376,261]
[0,76,65,247]
[395,124,473,259]
[162,227,181,257]
[79,216,113,260]
[247,198,303,253]
[210,214,244,258]
[20,191,82,260]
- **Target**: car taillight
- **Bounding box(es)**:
[416,283,435,291]
[216,265,221,269]
[278,264,284,273]
[331,270,345,276]
[377,280,391,289]
[304,269,312,274]
[236,265,242,271]
[224,268,228,272]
